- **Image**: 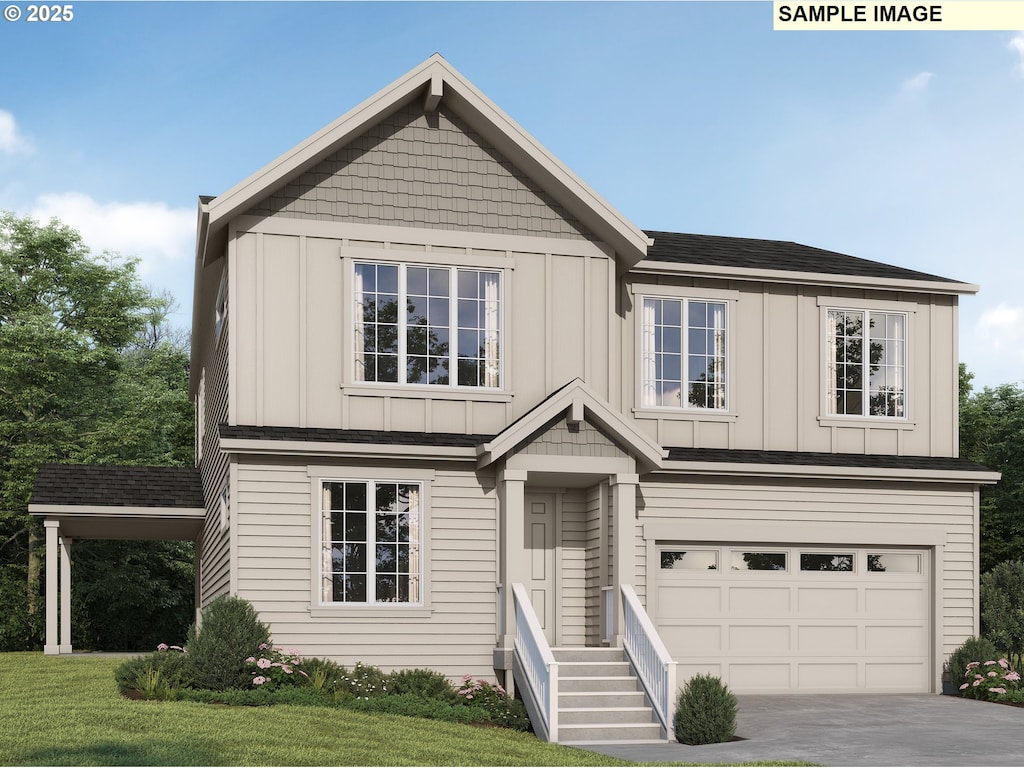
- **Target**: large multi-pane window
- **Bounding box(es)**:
[826,309,906,418]
[353,262,500,388]
[321,480,421,604]
[641,298,727,409]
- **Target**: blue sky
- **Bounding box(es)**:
[1,1,1022,389]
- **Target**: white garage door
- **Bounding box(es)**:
[654,545,931,693]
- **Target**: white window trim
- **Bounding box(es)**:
[632,289,736,414]
[820,304,912,422]
[214,266,228,348]
[308,469,432,616]
[349,258,505,391]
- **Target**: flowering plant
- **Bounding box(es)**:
[244,644,309,691]
[959,658,1022,701]
[456,675,526,725]
[156,643,186,653]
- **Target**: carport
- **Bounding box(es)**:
[28,464,205,655]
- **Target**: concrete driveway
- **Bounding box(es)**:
[579,694,1024,766]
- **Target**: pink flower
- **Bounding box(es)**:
[282,665,292,674]
[259,643,270,651]
[991,687,1007,694]
[959,683,969,690]
[157,643,169,652]
[1005,671,1021,682]
[999,659,1010,669]
[298,670,309,678]
[975,674,983,680]
[245,657,256,664]
[966,662,980,670]
[973,680,982,686]
[988,671,998,677]
[253,676,266,686]
[984,661,998,666]
[256,658,272,669]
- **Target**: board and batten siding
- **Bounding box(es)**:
[229,224,614,436]
[233,458,499,678]
[623,276,961,459]
[636,476,977,657]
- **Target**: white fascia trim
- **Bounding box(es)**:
[654,461,1001,484]
[219,438,477,461]
[207,55,649,268]
[631,260,979,296]
[28,504,206,518]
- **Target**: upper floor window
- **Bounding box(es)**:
[641,298,727,409]
[826,309,906,418]
[353,262,501,388]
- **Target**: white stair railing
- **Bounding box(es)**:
[511,582,559,742]
[621,584,677,735]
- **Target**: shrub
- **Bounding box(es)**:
[957,658,1022,700]
[244,645,309,691]
[334,662,389,700]
[674,674,737,745]
[946,636,1001,690]
[455,675,531,731]
[387,668,456,702]
[298,656,348,694]
[114,647,188,695]
[184,595,271,691]
[981,560,1024,671]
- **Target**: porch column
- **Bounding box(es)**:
[610,473,639,646]
[498,469,528,650]
[44,520,60,655]
[59,535,73,654]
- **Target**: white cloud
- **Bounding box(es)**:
[975,303,1024,361]
[0,110,33,155]
[901,71,933,92]
[1010,33,1024,77]
[29,192,194,280]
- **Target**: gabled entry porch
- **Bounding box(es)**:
[28,464,205,655]
[476,380,677,742]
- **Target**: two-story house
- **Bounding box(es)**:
[31,55,998,743]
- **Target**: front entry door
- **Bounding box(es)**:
[524,492,556,643]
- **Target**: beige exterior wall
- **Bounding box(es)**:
[228,219,615,435]
[623,275,961,458]
[636,475,978,660]
[195,259,232,606]
[232,456,499,677]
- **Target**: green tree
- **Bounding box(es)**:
[959,364,1024,573]
[979,560,1024,671]
[0,211,194,650]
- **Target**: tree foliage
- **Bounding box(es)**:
[959,365,1024,573]
[0,211,194,650]
[980,560,1024,671]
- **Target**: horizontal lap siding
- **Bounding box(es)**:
[638,476,976,658]
[561,490,587,646]
[199,314,230,606]
[235,461,499,679]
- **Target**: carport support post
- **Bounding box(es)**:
[610,474,639,647]
[59,535,72,653]
[43,520,59,655]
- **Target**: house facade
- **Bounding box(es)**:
[32,55,998,741]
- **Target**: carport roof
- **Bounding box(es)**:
[28,464,205,540]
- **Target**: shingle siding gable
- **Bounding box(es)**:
[245,104,596,241]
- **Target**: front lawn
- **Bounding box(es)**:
[0,653,631,766]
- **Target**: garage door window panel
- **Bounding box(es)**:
[731,551,787,572]
[867,552,921,573]
[800,553,854,572]
[660,550,719,570]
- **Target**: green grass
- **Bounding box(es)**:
[0,652,812,766]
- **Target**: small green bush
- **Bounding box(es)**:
[957,658,1021,700]
[297,656,348,693]
[674,674,737,745]
[177,686,333,707]
[946,636,1001,691]
[387,668,456,702]
[114,649,188,695]
[335,662,389,699]
[185,595,271,691]
[454,675,531,731]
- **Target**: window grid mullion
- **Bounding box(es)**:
[366,481,377,603]
[397,266,407,385]
[449,266,458,387]
[860,309,869,417]
[680,298,689,405]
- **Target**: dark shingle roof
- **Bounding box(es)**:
[220,424,493,448]
[643,231,965,285]
[31,464,204,508]
[665,447,993,474]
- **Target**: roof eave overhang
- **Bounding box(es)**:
[631,259,980,296]
[190,198,212,397]
[656,460,1001,484]
[219,438,479,462]
[200,55,650,272]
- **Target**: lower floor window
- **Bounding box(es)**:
[321,480,421,604]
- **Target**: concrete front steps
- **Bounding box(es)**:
[552,647,666,745]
